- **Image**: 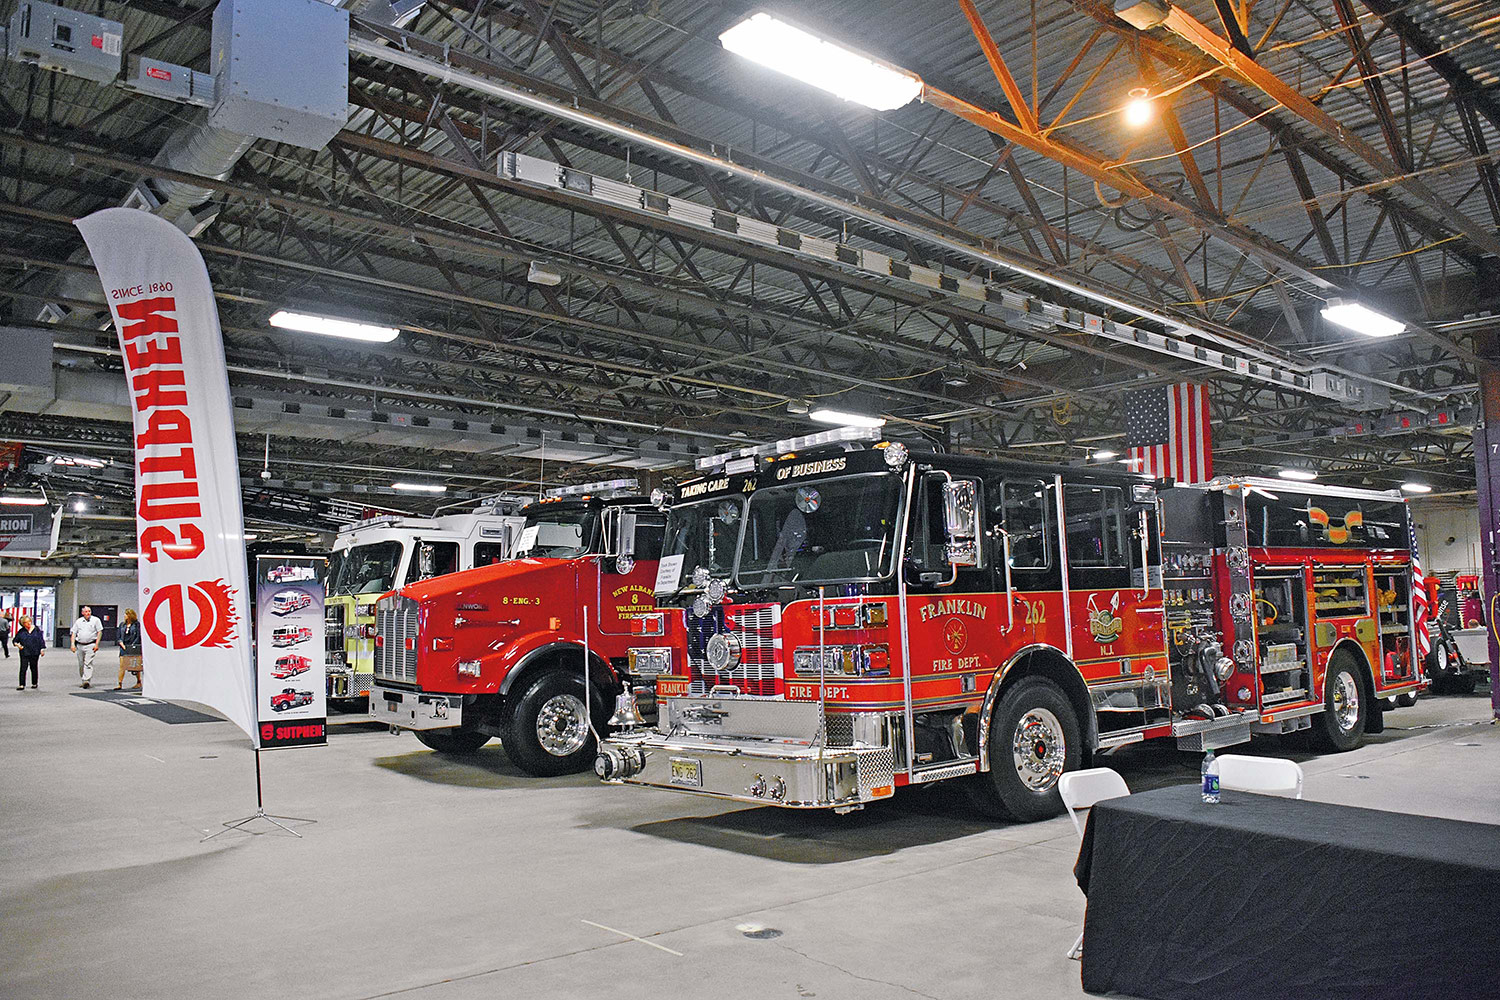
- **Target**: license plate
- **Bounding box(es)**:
[669,757,702,787]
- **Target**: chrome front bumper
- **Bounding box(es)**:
[596,730,896,810]
[370,685,462,731]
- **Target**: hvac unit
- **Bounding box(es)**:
[5,1,122,84]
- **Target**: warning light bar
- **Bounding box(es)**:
[542,478,640,500]
[695,426,881,472]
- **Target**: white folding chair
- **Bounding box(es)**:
[1214,754,1304,799]
[1058,767,1130,960]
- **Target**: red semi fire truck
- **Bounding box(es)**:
[370,480,679,776]
[595,428,1426,820]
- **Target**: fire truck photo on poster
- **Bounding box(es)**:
[255,556,328,748]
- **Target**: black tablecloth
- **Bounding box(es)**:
[1074,784,1500,1000]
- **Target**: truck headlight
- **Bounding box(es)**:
[457,660,482,678]
[627,647,672,677]
[792,644,890,677]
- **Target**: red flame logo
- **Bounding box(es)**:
[144,579,240,650]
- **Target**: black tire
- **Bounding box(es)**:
[968,676,1082,822]
[1452,673,1479,695]
[414,726,490,754]
[1428,643,1452,678]
[1395,692,1417,708]
[1311,654,1367,752]
[502,670,603,777]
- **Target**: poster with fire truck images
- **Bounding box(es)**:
[255,555,327,749]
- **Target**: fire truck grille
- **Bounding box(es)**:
[375,598,419,684]
[687,603,782,697]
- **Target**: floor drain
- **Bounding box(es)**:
[737,923,783,940]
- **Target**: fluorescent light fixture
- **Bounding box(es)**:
[1401,482,1432,494]
[72,500,87,512]
[392,482,448,493]
[719,11,923,111]
[269,309,399,343]
[1278,468,1319,482]
[54,456,105,468]
[527,260,563,286]
[809,408,886,428]
[243,533,259,540]
[0,496,46,506]
[1319,299,1405,338]
[1092,449,1119,460]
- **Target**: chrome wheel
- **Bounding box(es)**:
[535,693,589,756]
[1012,707,1066,792]
[1332,671,1361,733]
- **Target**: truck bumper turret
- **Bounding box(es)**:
[596,730,896,809]
[370,685,462,730]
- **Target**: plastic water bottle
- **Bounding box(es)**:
[1201,749,1220,803]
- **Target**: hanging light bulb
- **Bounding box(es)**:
[1123,87,1154,128]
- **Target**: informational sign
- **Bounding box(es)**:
[76,207,256,741]
[0,507,61,559]
[255,555,327,749]
[654,553,685,594]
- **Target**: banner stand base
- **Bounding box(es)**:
[202,808,315,842]
[201,747,315,842]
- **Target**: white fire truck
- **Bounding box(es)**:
[325,502,527,701]
[596,428,1426,820]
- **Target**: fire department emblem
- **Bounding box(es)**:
[942,617,969,654]
[1087,592,1123,645]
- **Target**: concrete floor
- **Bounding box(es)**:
[2,647,1496,1000]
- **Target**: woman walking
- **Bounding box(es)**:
[15,614,45,690]
[117,609,143,690]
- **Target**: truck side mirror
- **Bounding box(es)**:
[611,511,639,573]
[618,511,638,558]
[416,542,435,580]
[942,479,981,567]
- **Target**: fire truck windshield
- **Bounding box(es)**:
[662,497,744,591]
[737,473,901,587]
[330,541,404,596]
[515,509,598,559]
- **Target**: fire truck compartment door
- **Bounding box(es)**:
[664,696,822,741]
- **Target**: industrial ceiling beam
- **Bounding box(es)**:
[1356,0,1500,136]
[1117,0,1500,260]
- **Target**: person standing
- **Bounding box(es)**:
[116,608,143,691]
[70,606,103,689]
[15,614,44,690]
[0,608,11,659]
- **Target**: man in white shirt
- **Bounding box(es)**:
[70,607,103,689]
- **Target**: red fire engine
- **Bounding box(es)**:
[270,688,314,712]
[370,480,683,777]
[271,626,313,648]
[595,428,1425,820]
[273,655,312,679]
[271,590,313,616]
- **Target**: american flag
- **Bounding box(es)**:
[1409,516,1432,659]
[1123,383,1213,483]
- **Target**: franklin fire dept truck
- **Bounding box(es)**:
[594,427,1426,820]
[325,503,528,703]
[370,480,676,777]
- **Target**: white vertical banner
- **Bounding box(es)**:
[75,207,257,744]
